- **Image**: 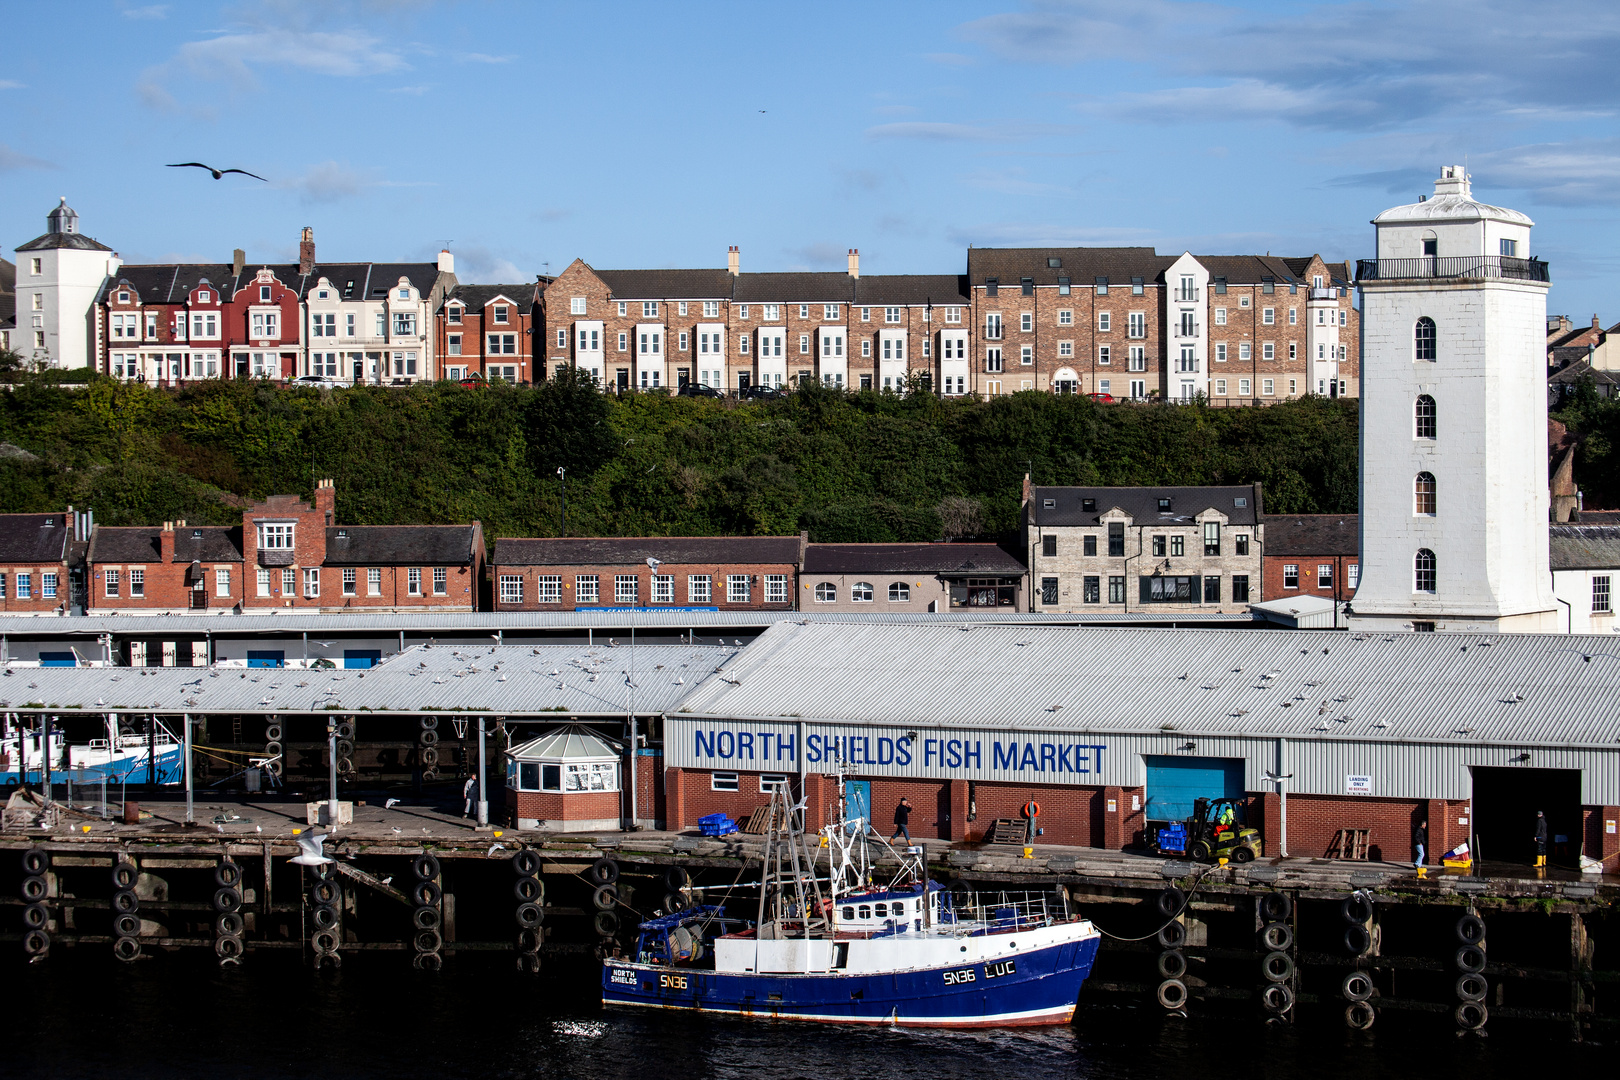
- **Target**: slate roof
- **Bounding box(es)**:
[1262,515,1359,556]
[1549,357,1620,388]
[0,514,70,563]
[732,273,856,303]
[1550,525,1620,571]
[324,526,479,567]
[1197,255,1310,285]
[594,268,735,300]
[494,536,802,567]
[1028,485,1263,528]
[95,262,444,305]
[965,247,1171,288]
[444,284,536,314]
[16,232,113,253]
[852,275,970,306]
[1577,510,1620,525]
[0,256,14,295]
[86,526,242,564]
[803,543,1026,575]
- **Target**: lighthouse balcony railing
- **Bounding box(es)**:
[1355,256,1550,283]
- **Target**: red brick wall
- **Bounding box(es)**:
[632,751,666,826]
[493,560,797,611]
[0,560,70,613]
[507,788,619,824]
[438,295,535,384]
[1261,552,1359,602]
[313,563,479,611]
[1584,805,1619,865]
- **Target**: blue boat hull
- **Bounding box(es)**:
[602,934,1099,1027]
[1,747,184,787]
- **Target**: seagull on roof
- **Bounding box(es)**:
[167,162,268,181]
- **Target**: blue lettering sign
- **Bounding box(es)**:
[924,739,939,767]
[1020,743,1039,771]
[1057,744,1073,772]
[778,734,795,763]
[877,737,894,765]
[946,739,962,768]
[1041,744,1056,772]
[716,731,735,759]
[695,729,715,758]
[964,740,981,768]
[993,741,1018,771]
[738,732,754,759]
[896,737,912,766]
[807,733,823,763]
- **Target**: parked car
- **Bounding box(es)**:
[742,385,784,401]
[1087,392,1115,403]
[459,373,487,389]
[677,383,724,399]
[292,375,347,390]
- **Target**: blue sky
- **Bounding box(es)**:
[4,0,1618,318]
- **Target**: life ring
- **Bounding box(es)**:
[1024,801,1042,819]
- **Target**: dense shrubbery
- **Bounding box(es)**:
[0,371,1362,543]
[1554,378,1620,509]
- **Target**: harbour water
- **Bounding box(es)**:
[8,953,1605,1078]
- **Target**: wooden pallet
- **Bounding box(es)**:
[1326,827,1371,860]
[986,818,1032,844]
[739,805,775,835]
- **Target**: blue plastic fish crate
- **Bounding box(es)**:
[1157,824,1188,854]
[698,814,737,837]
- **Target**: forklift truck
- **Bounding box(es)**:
[1154,798,1262,862]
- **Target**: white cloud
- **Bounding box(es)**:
[0,80,24,90]
[866,121,1075,142]
[456,52,513,64]
[0,144,56,172]
[138,26,409,108]
[449,245,527,283]
[962,167,1071,197]
[122,4,169,18]
[282,161,366,203]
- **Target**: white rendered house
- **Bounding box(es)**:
[1347,167,1558,633]
[13,199,121,370]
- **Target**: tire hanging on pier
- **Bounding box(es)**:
[413,854,440,882]
[23,904,48,930]
[592,884,619,911]
[21,849,50,875]
[113,873,143,960]
[22,929,50,957]
[1156,979,1187,1010]
[113,935,142,962]
[214,860,242,889]
[217,912,244,938]
[112,862,138,890]
[588,858,619,886]
[1344,1001,1376,1031]
[1156,949,1187,980]
[664,866,690,891]
[512,850,541,877]
[514,876,543,904]
[1260,982,1294,1014]
[1157,919,1186,949]
[1455,973,1488,1003]
[1456,1001,1488,1030]
[1261,951,1294,983]
[1259,921,1292,952]
[1456,944,1486,973]
[1155,887,1185,918]
[1455,913,1486,946]
[1341,971,1373,1003]
[1258,892,1292,922]
[594,910,620,937]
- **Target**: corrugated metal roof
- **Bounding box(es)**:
[0,642,735,717]
[672,621,1620,750]
[0,610,1253,635]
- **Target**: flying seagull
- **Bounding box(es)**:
[167,162,268,181]
[291,832,333,866]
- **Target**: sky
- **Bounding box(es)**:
[3,0,1618,318]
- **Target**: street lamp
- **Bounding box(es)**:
[1263,768,1294,857]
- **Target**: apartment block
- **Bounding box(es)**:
[1023,482,1264,614]
[491,536,802,612]
[437,283,540,384]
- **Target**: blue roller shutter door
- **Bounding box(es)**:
[1143,755,1245,821]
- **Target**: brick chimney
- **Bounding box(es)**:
[159,521,175,563]
[299,227,315,276]
[231,248,245,277]
[314,478,336,526]
[727,245,739,276]
[847,248,859,278]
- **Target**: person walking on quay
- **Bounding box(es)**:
[462,774,477,820]
[1534,809,1549,868]
[890,797,913,847]
[1413,818,1428,879]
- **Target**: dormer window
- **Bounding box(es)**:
[1043,499,1055,509]
[1082,498,1096,512]
[492,305,509,324]
[1131,277,1144,295]
[1048,257,1062,268]
[1157,498,1172,511]
[258,523,294,549]
[318,290,329,300]
[337,529,348,539]
[192,530,202,539]
[447,305,462,325]
[43,517,55,526]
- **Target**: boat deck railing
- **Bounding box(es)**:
[942,890,1056,932]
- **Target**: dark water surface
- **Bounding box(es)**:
[7,953,1604,1079]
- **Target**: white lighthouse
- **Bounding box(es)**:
[1347,167,1558,633]
[12,198,119,371]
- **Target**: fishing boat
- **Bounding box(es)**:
[601,778,1100,1027]
[1,715,183,787]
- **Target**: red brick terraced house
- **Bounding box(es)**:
[492,536,803,611]
[0,512,76,614]
[436,283,541,384]
[86,481,483,614]
[1260,514,1359,603]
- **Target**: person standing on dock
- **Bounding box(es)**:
[1413,818,1427,877]
[1534,810,1548,868]
[462,774,477,819]
[890,797,913,847]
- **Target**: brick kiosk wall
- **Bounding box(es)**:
[506,789,620,827]
[493,560,798,612]
[669,768,779,829]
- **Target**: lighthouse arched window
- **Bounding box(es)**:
[1414,549,1436,594]
[1414,395,1436,439]
[1414,472,1436,516]
[1414,317,1436,362]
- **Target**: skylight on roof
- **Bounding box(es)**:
[1234,497,1248,507]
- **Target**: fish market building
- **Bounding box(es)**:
[664,621,1620,870]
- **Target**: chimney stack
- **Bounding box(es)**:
[314,478,336,526]
[727,245,739,276]
[159,521,175,563]
[299,226,316,276]
[438,249,455,274]
[231,248,245,277]
[847,248,860,278]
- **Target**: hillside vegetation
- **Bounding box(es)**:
[0,373,1361,543]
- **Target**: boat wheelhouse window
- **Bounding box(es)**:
[711,772,739,791]
[541,764,561,791]
[858,905,871,919]
[842,907,855,920]
[874,903,886,917]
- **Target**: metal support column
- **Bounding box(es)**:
[183,712,194,825]
[476,718,489,827]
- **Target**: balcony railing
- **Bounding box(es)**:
[1174,323,1200,339]
[1355,256,1550,283]
[1175,289,1199,302]
[1308,287,1339,300]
